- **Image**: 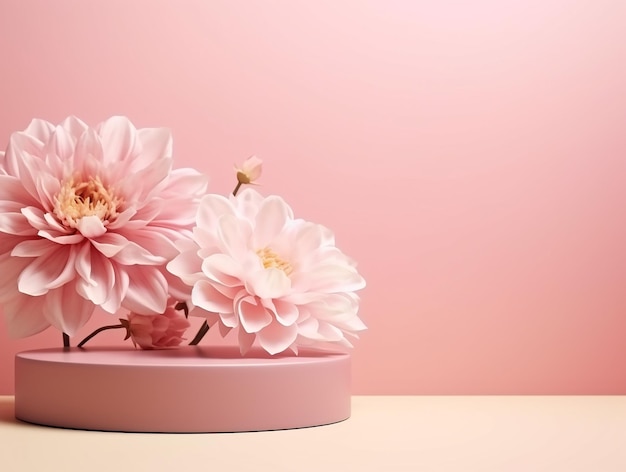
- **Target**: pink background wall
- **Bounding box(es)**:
[1,0,625,395]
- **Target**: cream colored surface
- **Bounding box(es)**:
[1,396,625,471]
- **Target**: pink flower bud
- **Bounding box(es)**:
[235,155,263,184]
[127,306,191,350]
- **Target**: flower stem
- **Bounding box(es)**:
[77,324,126,348]
[189,321,210,345]
[175,301,189,318]
[63,333,70,348]
[232,181,243,196]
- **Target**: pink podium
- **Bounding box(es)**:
[15,346,351,433]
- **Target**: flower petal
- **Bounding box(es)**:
[122,266,168,314]
[76,250,115,305]
[38,230,84,245]
[24,118,55,142]
[43,125,75,162]
[162,168,208,198]
[0,175,38,210]
[5,135,44,199]
[236,295,272,333]
[257,322,298,355]
[113,240,167,265]
[74,127,104,174]
[101,264,128,314]
[276,222,327,263]
[316,321,345,342]
[253,195,291,248]
[297,317,320,338]
[292,262,365,293]
[231,188,264,221]
[2,293,51,337]
[0,213,33,236]
[217,214,251,258]
[17,246,74,296]
[218,319,233,337]
[75,215,107,239]
[219,310,239,328]
[20,206,49,232]
[201,253,243,287]
[89,232,128,257]
[265,299,299,327]
[238,328,256,355]
[11,239,54,258]
[0,252,30,300]
[44,283,95,336]
[60,115,89,139]
[43,212,70,233]
[120,157,173,203]
[97,116,138,164]
[91,232,166,265]
[197,194,234,229]
[167,246,205,286]
[136,127,172,167]
[191,279,234,314]
[119,227,178,260]
[245,267,291,299]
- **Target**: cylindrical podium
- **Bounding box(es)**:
[15,346,351,433]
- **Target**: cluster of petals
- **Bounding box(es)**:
[168,188,366,355]
[127,304,190,349]
[0,116,207,337]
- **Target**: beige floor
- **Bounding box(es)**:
[2,395,625,471]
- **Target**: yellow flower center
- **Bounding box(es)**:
[256,247,293,275]
[54,176,122,228]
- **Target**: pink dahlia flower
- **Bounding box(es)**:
[0,116,207,337]
[127,305,191,349]
[167,188,366,355]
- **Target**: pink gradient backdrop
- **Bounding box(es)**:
[1,0,625,394]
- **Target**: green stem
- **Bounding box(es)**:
[77,324,126,348]
[232,181,243,196]
[63,332,70,348]
[189,321,210,345]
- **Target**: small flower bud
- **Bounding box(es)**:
[235,155,263,184]
[127,306,191,350]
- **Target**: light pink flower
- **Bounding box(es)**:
[0,116,207,337]
[167,188,366,355]
[127,305,191,349]
[235,155,263,184]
